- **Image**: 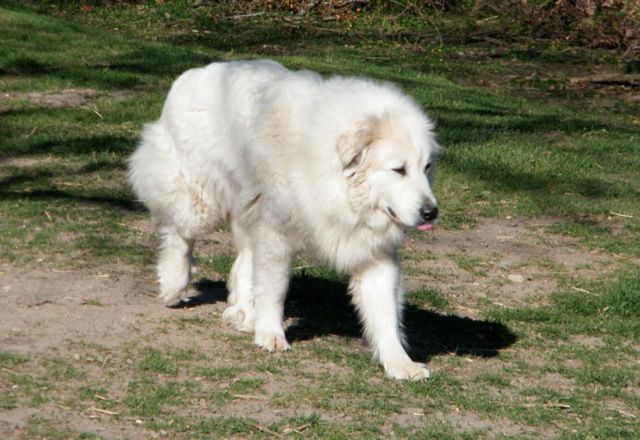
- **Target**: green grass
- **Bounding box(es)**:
[408,287,450,310]
[22,416,106,440]
[2,2,639,259]
[490,271,640,339]
[1,1,639,439]
[124,377,195,418]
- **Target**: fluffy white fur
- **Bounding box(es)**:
[128,60,440,380]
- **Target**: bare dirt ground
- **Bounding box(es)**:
[0,88,135,111]
[403,218,614,312]
[0,217,619,438]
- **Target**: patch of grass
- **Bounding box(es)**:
[408,287,450,310]
[474,372,511,388]
[23,416,106,440]
[173,316,211,329]
[41,356,84,382]
[202,253,234,276]
[124,378,193,418]
[1,368,50,409]
[0,392,17,410]
[192,366,242,382]
[573,364,636,388]
[448,252,488,276]
[548,219,640,257]
[79,386,110,402]
[490,269,640,338]
[139,347,197,376]
[489,307,555,324]
[394,421,474,440]
[229,377,264,395]
[139,348,180,376]
[553,271,640,319]
[0,350,28,367]
[149,415,258,438]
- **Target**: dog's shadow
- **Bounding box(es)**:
[190,273,517,361]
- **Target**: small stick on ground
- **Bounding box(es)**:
[611,212,633,218]
[283,422,312,434]
[254,424,282,438]
[232,394,269,400]
[90,407,120,416]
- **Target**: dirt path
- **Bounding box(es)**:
[0,218,620,438]
[1,218,610,353]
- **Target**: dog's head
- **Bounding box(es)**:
[337,113,439,232]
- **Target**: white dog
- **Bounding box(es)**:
[128,60,439,380]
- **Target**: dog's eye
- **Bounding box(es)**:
[392,166,406,176]
[424,163,431,174]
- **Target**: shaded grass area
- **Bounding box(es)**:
[1,2,639,439]
[2,2,638,259]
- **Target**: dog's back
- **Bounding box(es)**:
[128,61,291,234]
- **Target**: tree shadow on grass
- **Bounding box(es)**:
[0,152,143,212]
[189,274,517,362]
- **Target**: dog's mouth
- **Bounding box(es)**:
[386,206,400,223]
[386,207,434,231]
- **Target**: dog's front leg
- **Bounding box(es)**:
[251,228,292,352]
[350,258,430,380]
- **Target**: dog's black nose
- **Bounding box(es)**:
[419,205,439,223]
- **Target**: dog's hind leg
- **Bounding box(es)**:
[157,227,195,306]
[223,221,256,332]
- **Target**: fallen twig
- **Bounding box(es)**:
[90,407,120,416]
[88,104,103,119]
[224,12,267,20]
[571,286,597,295]
[616,409,637,418]
[254,424,282,438]
[232,394,269,400]
[610,212,633,219]
[544,403,571,409]
[283,422,312,434]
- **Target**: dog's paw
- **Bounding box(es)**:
[384,361,431,381]
[254,331,291,353]
[159,286,191,307]
[222,305,255,332]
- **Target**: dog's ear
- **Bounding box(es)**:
[336,117,380,173]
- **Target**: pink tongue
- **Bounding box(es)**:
[417,223,433,231]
